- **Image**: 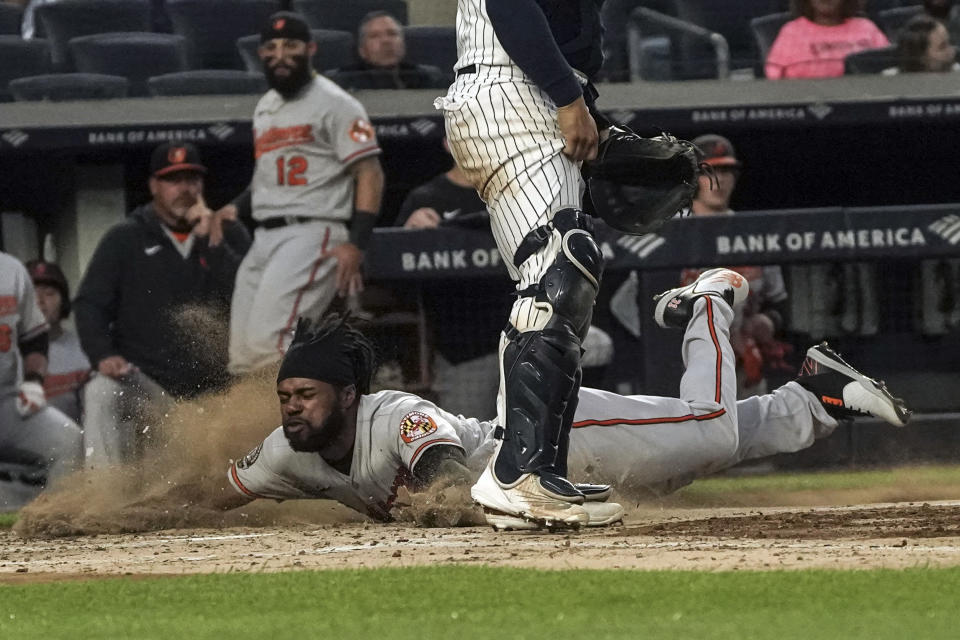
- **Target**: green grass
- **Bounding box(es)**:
[2,566,959,639]
[677,464,960,498]
[0,513,16,529]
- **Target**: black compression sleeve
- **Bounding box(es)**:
[486,0,582,107]
[18,331,49,359]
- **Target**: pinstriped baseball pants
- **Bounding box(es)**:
[437,64,591,433]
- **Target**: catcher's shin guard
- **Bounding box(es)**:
[494,209,604,487]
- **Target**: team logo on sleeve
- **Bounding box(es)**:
[236,443,263,470]
[399,411,438,443]
[349,119,375,143]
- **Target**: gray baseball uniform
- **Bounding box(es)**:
[0,252,82,483]
[229,75,381,373]
[228,297,837,519]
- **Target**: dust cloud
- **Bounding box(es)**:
[14,305,373,538]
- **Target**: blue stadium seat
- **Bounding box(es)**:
[0,37,51,101]
[237,29,357,74]
[10,73,129,101]
[69,32,189,96]
[148,69,267,96]
[878,5,924,40]
[0,3,23,36]
[600,0,679,81]
[165,0,280,70]
[674,0,789,78]
[36,0,152,70]
[750,11,792,66]
[403,25,456,78]
[844,45,898,75]
[292,0,408,34]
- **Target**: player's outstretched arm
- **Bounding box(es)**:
[412,445,474,489]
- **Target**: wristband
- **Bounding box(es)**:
[349,210,378,250]
[23,372,44,384]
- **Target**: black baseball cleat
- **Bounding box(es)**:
[795,342,912,427]
[653,268,750,329]
[575,483,612,502]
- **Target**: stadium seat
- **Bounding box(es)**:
[292,0,408,34]
[148,69,267,96]
[0,37,51,102]
[69,32,189,96]
[750,11,792,66]
[0,3,23,36]
[844,45,898,74]
[674,0,788,78]
[36,0,152,70]
[878,5,924,39]
[165,0,280,70]
[10,73,129,101]
[402,26,456,78]
[600,0,679,81]
[237,29,357,74]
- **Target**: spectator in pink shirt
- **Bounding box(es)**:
[765,0,889,79]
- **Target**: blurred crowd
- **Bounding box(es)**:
[2,0,960,102]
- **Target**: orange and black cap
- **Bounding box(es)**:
[150,142,206,178]
[261,11,312,44]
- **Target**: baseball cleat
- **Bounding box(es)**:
[575,483,612,502]
[472,464,589,530]
[485,500,625,531]
[653,268,750,329]
[796,342,912,427]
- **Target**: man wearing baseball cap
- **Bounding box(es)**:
[73,141,251,468]
[26,259,90,424]
[685,134,789,398]
[218,11,384,375]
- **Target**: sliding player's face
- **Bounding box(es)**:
[277,377,347,453]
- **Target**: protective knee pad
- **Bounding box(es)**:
[495,209,604,483]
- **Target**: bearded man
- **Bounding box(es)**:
[218,11,386,375]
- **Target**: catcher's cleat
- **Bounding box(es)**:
[472,463,589,531]
[575,483,612,502]
[485,501,625,531]
[653,268,750,330]
[795,342,912,427]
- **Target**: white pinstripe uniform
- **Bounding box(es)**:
[0,252,82,482]
[435,0,592,427]
[226,297,838,518]
[229,76,381,374]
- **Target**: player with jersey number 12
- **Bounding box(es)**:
[223,12,385,375]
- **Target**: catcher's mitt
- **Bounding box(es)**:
[582,125,707,235]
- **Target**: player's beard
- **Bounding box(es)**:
[283,406,347,454]
[265,53,312,98]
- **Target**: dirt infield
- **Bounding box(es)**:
[3,499,960,582]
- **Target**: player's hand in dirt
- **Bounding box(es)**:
[325,243,365,298]
[98,355,136,379]
[403,208,441,229]
[557,95,599,162]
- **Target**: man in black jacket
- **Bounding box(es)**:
[74,142,251,468]
[327,11,449,90]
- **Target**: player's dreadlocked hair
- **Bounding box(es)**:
[286,312,378,395]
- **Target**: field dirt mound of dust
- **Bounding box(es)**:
[14,369,364,538]
[6,500,960,580]
[628,501,960,540]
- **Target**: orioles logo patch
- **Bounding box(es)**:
[274,18,286,30]
[236,443,263,470]
[168,146,187,164]
[400,411,437,444]
[349,118,375,143]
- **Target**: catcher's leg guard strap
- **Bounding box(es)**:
[494,209,604,483]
